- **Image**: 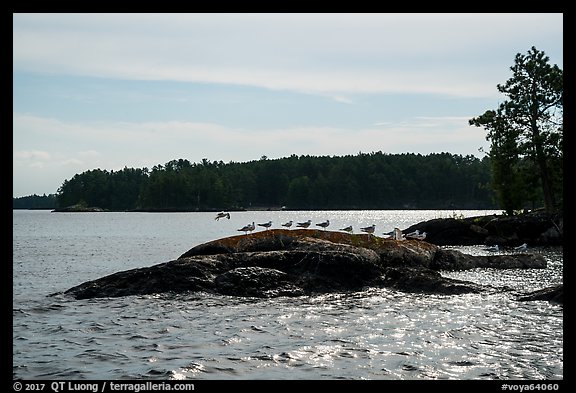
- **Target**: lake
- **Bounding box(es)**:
[13,209,563,381]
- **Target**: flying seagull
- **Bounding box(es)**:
[215,212,230,220]
[316,220,330,230]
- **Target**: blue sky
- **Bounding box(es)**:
[13,13,563,198]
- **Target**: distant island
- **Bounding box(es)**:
[14,152,500,212]
[12,193,58,210]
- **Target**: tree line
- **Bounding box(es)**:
[14,152,497,211]
[12,193,58,209]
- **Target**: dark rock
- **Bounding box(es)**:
[65,257,223,300]
[64,236,386,299]
[382,267,484,295]
[404,210,563,246]
[180,229,439,269]
[215,267,304,297]
[60,229,551,300]
[517,284,563,304]
[431,248,547,270]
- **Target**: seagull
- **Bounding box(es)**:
[406,230,426,240]
[382,230,394,238]
[360,224,376,234]
[215,212,230,220]
[238,222,255,235]
[296,219,312,228]
[416,232,427,240]
[393,227,405,240]
[258,220,273,230]
[340,225,353,233]
[282,220,293,229]
[316,219,330,230]
[484,244,499,252]
[514,243,528,251]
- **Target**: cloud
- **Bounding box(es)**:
[13,13,563,98]
[330,95,354,104]
[13,150,52,161]
[13,113,488,164]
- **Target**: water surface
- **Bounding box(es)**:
[13,210,562,380]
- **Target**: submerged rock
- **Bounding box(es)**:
[517,284,563,304]
[431,248,547,270]
[381,266,484,295]
[60,229,548,300]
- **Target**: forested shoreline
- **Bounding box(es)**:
[14,152,500,211]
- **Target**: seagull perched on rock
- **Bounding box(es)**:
[258,220,273,230]
[340,225,353,233]
[238,222,255,235]
[393,228,405,240]
[316,219,330,230]
[484,244,499,252]
[215,212,230,220]
[282,220,293,229]
[296,219,312,228]
[406,230,426,240]
[360,224,376,234]
[514,243,528,251]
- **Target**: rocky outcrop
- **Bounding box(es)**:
[403,210,563,246]
[60,229,547,300]
[517,284,563,304]
[431,248,547,270]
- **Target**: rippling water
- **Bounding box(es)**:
[13,210,563,380]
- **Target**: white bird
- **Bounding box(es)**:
[382,230,394,238]
[406,230,426,240]
[340,225,353,233]
[360,224,376,234]
[238,222,255,235]
[215,212,230,220]
[282,220,293,229]
[393,227,405,241]
[484,244,499,252]
[296,220,312,228]
[258,220,273,230]
[316,219,330,230]
[514,243,528,251]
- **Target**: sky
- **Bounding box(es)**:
[12,13,563,198]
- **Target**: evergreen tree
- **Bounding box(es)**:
[469,46,563,213]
